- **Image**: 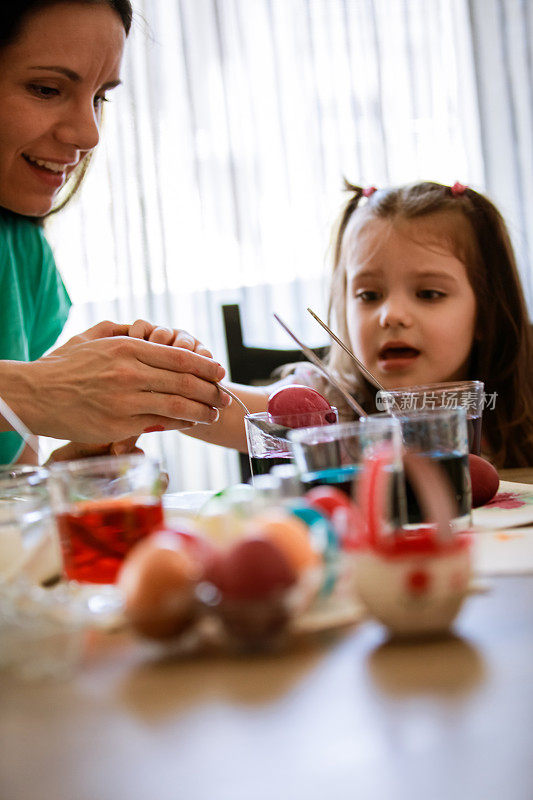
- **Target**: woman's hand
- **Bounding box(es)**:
[2,320,230,443]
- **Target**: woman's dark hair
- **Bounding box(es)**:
[0,0,132,47]
[327,180,533,468]
[0,0,133,220]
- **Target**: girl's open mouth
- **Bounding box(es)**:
[378,344,420,370]
[379,346,420,360]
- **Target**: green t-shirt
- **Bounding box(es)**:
[0,210,71,464]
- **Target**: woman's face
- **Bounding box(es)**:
[0,3,125,216]
[344,216,477,389]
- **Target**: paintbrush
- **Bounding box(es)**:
[306,307,388,393]
[0,396,39,457]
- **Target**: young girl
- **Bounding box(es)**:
[185,180,533,468]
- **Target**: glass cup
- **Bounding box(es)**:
[244,407,338,481]
[288,416,403,505]
[378,380,484,455]
[0,466,55,582]
[370,407,472,529]
[48,454,164,584]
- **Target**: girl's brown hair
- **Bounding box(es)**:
[327,180,533,468]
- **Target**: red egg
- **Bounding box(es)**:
[469,454,499,507]
[210,537,297,600]
[207,537,298,647]
[267,385,335,428]
[305,485,354,518]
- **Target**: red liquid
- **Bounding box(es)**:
[56,497,164,583]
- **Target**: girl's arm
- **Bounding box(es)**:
[181,383,270,451]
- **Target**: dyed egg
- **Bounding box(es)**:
[245,511,320,573]
[287,499,338,554]
[469,454,499,507]
[305,485,354,519]
[267,385,335,427]
[207,536,298,648]
[210,536,297,600]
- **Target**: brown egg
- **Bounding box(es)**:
[118,534,202,640]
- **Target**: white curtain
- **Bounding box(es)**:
[44,0,532,490]
[468,0,533,307]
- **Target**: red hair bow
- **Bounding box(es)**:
[363,186,377,197]
[450,182,467,196]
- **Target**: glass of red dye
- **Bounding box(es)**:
[48,455,164,584]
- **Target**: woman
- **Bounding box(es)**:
[0,0,229,464]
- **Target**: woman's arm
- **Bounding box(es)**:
[0,321,229,443]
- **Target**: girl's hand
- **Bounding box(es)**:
[46,438,144,464]
[127,319,214,357]
[5,320,230,443]
[46,437,170,492]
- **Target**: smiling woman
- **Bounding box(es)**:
[0,1,230,466]
[0,3,126,216]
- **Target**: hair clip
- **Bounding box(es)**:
[363,186,377,197]
[450,182,467,196]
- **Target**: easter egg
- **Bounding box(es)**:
[245,511,320,573]
[207,536,298,647]
[267,385,336,428]
[118,533,202,640]
[469,454,499,507]
[305,485,354,519]
[287,500,338,553]
[210,537,297,600]
[152,524,218,575]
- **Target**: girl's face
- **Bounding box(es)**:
[0,3,125,216]
[344,216,477,389]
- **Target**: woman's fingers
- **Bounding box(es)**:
[131,338,224,384]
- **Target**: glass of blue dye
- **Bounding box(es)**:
[288,416,404,521]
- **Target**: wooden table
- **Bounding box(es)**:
[1,572,533,800]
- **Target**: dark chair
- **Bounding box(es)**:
[222,304,329,482]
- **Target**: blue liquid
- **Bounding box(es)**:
[301,465,360,497]
[301,451,471,525]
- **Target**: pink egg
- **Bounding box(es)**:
[267,385,335,428]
